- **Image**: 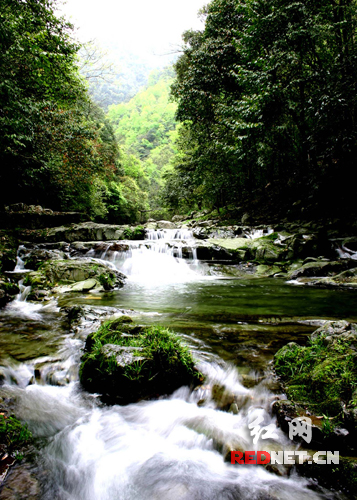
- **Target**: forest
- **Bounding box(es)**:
[1,0,356,222]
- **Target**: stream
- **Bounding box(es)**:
[1,229,357,499]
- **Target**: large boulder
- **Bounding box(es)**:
[288,260,348,279]
[207,235,286,263]
[23,259,126,298]
[80,317,202,404]
[156,220,177,229]
[22,247,68,270]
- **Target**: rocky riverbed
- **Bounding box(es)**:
[1,211,357,499]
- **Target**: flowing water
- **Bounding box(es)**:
[1,230,356,499]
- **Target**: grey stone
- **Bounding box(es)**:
[70,279,98,292]
[101,344,147,368]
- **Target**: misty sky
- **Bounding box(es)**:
[58,0,207,60]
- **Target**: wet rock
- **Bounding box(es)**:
[265,463,290,477]
[229,402,239,415]
[0,278,19,307]
[6,203,29,212]
[310,320,351,340]
[61,305,84,328]
[207,236,286,264]
[171,215,186,223]
[2,209,89,230]
[192,228,209,240]
[240,373,265,389]
[342,236,357,253]
[0,231,18,273]
[23,259,126,297]
[0,455,16,488]
[311,267,357,287]
[288,260,348,279]
[193,241,234,261]
[211,384,236,411]
[156,220,177,230]
[296,456,357,498]
[23,248,67,270]
[70,241,131,259]
[17,222,133,243]
[101,344,147,367]
[0,464,40,500]
[255,265,282,277]
[69,279,98,292]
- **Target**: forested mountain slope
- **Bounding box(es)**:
[107,68,178,215]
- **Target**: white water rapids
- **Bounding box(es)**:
[0,230,346,499]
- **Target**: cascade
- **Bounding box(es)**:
[86,229,203,284]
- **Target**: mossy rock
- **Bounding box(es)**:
[207,236,287,264]
[274,322,357,446]
[0,276,19,307]
[80,318,202,404]
[255,265,282,277]
[0,230,18,273]
[23,259,126,296]
[288,260,349,279]
[0,413,32,454]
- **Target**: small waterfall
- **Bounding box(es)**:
[336,244,357,261]
[4,278,58,320]
[14,244,32,271]
[121,229,201,283]
[245,228,274,239]
[16,279,32,302]
[15,246,25,270]
[85,229,203,284]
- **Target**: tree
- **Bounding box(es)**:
[170,0,357,213]
[0,0,121,213]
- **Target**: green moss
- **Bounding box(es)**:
[97,272,116,290]
[274,331,357,416]
[0,281,19,295]
[0,414,32,453]
[0,231,18,272]
[123,226,145,240]
[259,232,279,241]
[123,228,133,239]
[80,317,202,403]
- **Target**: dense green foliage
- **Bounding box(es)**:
[107,69,178,216]
[80,317,201,403]
[0,0,149,222]
[274,329,357,415]
[167,0,357,213]
[0,0,120,214]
